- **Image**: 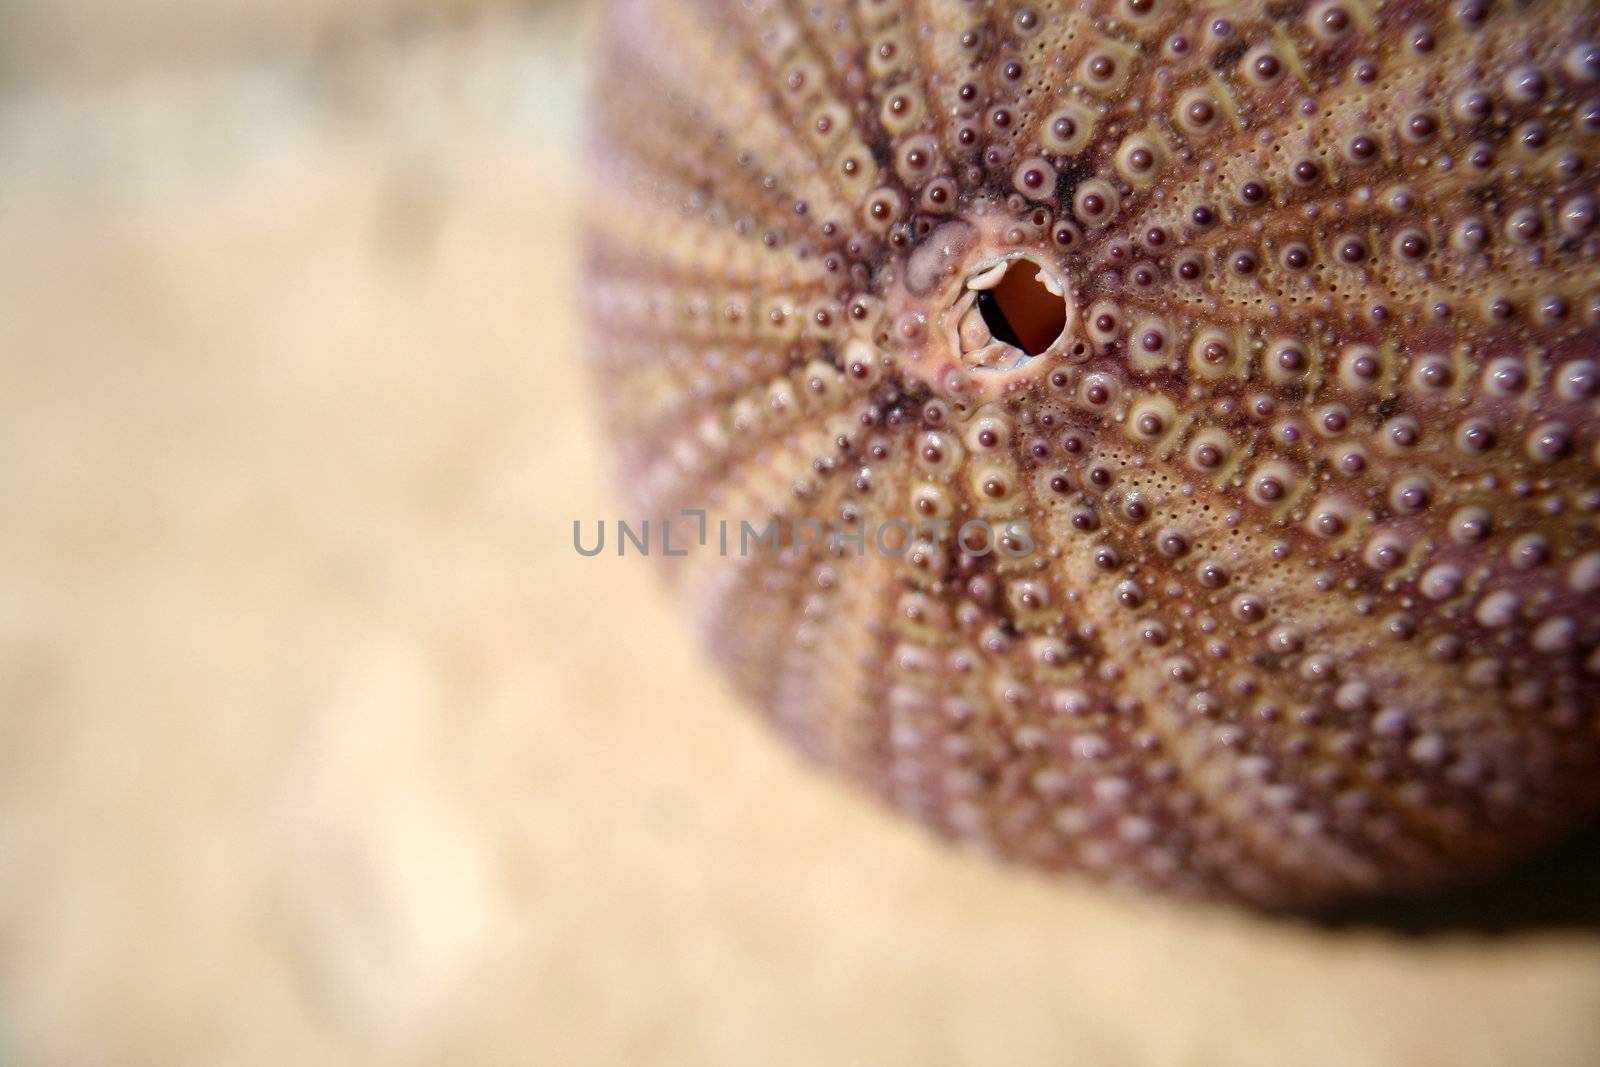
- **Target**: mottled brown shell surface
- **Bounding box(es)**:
[583,0,1600,907]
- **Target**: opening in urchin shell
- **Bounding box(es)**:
[976,260,1067,357]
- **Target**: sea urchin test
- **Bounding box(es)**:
[582,0,1600,907]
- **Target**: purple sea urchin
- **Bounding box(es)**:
[583,0,1600,907]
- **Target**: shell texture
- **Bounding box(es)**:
[583,0,1600,907]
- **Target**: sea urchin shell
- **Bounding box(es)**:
[583,0,1600,907]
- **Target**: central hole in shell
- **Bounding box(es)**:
[976,261,1067,357]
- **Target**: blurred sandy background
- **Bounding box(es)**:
[1,1,1599,1064]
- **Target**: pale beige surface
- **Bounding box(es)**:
[1,4,1599,1066]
